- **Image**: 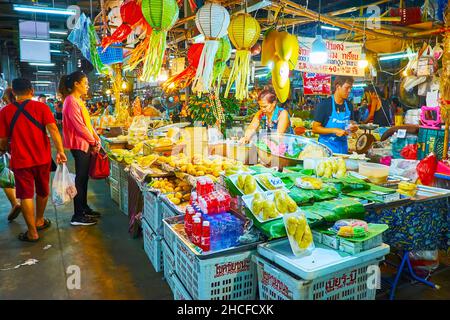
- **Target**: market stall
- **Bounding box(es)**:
[70,0,450,301]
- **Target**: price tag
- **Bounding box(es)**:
[397,129,407,139]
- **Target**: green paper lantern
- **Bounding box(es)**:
[212,36,232,93]
[140,0,179,81]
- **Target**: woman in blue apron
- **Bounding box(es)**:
[318,98,351,154]
[240,89,293,144]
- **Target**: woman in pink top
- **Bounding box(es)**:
[59,71,100,226]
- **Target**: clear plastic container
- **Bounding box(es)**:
[358,162,390,184]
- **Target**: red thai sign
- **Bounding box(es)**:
[302,73,332,95]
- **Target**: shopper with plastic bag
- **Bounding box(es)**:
[0,78,67,242]
[59,71,101,226]
[52,163,77,206]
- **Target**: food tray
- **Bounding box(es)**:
[228,173,264,196]
[241,191,300,224]
[257,238,390,281]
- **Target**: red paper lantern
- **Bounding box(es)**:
[162,43,204,93]
[102,0,147,49]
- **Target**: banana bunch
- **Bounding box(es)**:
[286,215,313,250]
[237,174,257,195]
[397,181,417,197]
[261,29,299,102]
[295,176,323,190]
[316,158,346,179]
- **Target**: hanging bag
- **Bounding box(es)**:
[89,148,110,179]
[0,153,15,188]
[52,163,77,206]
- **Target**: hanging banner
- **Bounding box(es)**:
[295,37,364,77]
[302,73,331,95]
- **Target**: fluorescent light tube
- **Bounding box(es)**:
[29,62,55,66]
[22,38,63,44]
[13,4,76,16]
[49,30,68,35]
[379,52,416,61]
[321,25,340,31]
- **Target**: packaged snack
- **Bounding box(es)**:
[283,211,315,257]
[330,219,369,238]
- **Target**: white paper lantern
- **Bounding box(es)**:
[192,3,230,94]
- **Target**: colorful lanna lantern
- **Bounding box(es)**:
[101,0,147,50]
[211,36,232,94]
[192,2,230,94]
[225,13,260,100]
[162,43,204,93]
[140,0,179,81]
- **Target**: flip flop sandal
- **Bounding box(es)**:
[7,205,22,222]
[18,232,39,243]
[36,219,52,231]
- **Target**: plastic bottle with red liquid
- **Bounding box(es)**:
[192,218,202,246]
[184,206,195,238]
[201,221,211,252]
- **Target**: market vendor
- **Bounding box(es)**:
[239,88,293,144]
[312,76,358,154]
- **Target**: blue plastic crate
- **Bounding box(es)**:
[98,43,123,65]
[142,219,163,273]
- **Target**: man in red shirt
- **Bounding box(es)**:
[0,78,67,242]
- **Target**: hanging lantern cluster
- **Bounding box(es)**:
[162,43,204,93]
[192,2,230,94]
[140,0,179,82]
[225,13,260,100]
[261,29,299,102]
[101,0,148,50]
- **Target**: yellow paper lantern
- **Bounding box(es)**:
[225,13,260,100]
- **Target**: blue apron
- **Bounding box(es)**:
[318,99,350,154]
[260,105,294,134]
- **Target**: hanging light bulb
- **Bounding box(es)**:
[106,89,112,95]
[121,81,128,90]
[358,52,369,69]
[310,35,328,65]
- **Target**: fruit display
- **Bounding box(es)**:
[295,176,323,190]
[316,158,347,179]
[110,149,136,164]
[135,154,158,168]
[396,181,417,197]
[148,178,192,206]
[246,190,298,222]
[236,174,257,195]
[330,219,369,238]
[284,213,314,255]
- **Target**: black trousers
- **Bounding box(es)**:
[71,149,92,217]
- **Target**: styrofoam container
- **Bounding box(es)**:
[255,254,385,300]
[142,219,163,273]
[257,239,390,281]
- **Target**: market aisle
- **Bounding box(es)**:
[0,154,172,300]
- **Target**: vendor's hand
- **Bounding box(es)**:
[349,124,359,133]
[335,129,348,137]
[239,136,249,144]
[56,151,67,164]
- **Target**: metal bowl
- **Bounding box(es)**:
[255,133,332,170]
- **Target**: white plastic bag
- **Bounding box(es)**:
[389,159,420,182]
[52,164,77,206]
[283,211,315,257]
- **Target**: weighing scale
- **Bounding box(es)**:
[356,124,379,154]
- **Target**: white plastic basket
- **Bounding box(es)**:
[110,177,120,205]
[160,198,181,242]
[254,254,384,300]
[143,190,162,233]
[174,239,257,300]
[142,219,163,273]
[162,216,179,253]
[162,240,175,294]
[110,160,120,181]
[172,273,193,300]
